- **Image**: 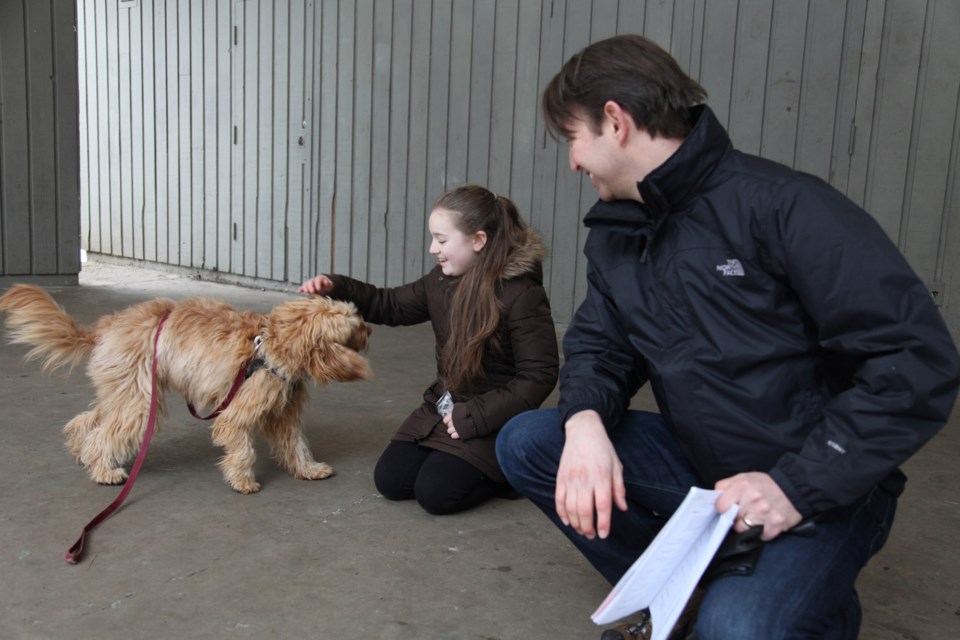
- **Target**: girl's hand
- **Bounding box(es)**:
[443,413,460,440]
[298,275,334,295]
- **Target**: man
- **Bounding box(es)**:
[496,34,959,639]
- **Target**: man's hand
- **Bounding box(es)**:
[715,472,803,541]
[555,410,628,540]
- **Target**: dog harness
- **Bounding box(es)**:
[243,335,289,381]
[186,334,287,420]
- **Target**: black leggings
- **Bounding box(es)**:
[373,440,506,515]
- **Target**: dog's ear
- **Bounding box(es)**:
[310,344,373,383]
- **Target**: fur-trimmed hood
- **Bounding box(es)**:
[500,228,547,281]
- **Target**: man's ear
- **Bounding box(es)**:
[473,230,488,252]
[603,100,631,144]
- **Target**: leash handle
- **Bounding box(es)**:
[66,313,170,564]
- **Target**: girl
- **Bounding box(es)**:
[299,184,558,514]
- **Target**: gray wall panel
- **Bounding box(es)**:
[761,0,805,167]
[861,1,924,240]
[401,0,431,285]
[386,0,413,287]
[489,0,519,198]
[215,0,232,274]
[105,0,121,257]
[315,0,337,278]
[901,0,952,277]
[795,0,845,178]
[351,0,372,282]
[26,0,58,274]
[0,0,79,284]
[1,0,32,275]
[508,0,543,227]
[904,0,960,331]
[425,1,452,265]
[371,0,393,286]
[728,0,773,156]
[53,0,82,270]
[332,0,354,275]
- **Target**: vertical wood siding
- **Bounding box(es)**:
[0,0,80,284]
[76,0,960,337]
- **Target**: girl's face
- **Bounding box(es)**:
[428,207,487,277]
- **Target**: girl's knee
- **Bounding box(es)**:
[374,476,406,501]
[414,487,463,515]
[373,460,414,501]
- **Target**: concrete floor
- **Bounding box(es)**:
[1,262,957,640]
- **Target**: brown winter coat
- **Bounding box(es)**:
[326,232,559,481]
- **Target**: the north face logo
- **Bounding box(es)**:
[716,259,745,277]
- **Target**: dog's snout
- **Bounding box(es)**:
[347,321,371,352]
[359,323,372,350]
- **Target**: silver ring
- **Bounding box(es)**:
[742,516,756,527]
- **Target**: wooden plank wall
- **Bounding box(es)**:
[0,0,81,285]
[310,0,549,288]
[75,0,960,337]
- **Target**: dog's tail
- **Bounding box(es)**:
[0,284,97,372]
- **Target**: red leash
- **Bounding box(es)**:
[187,366,248,420]
[65,313,170,564]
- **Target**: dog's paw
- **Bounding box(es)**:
[296,462,334,480]
[231,479,262,494]
[92,468,129,485]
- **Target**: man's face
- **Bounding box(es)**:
[565,116,635,202]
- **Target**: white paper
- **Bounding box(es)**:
[591,487,739,640]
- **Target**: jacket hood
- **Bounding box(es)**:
[500,227,546,282]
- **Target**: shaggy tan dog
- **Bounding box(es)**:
[0,285,371,494]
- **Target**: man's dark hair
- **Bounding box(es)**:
[542,34,707,140]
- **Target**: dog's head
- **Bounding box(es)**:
[264,297,372,384]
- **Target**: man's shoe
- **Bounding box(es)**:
[600,610,652,640]
[599,587,703,640]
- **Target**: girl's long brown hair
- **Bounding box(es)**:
[436,185,531,393]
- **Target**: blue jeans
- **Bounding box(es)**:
[497,409,897,640]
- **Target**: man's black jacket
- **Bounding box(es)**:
[558,105,960,518]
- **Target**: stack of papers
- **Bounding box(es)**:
[591,487,739,639]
